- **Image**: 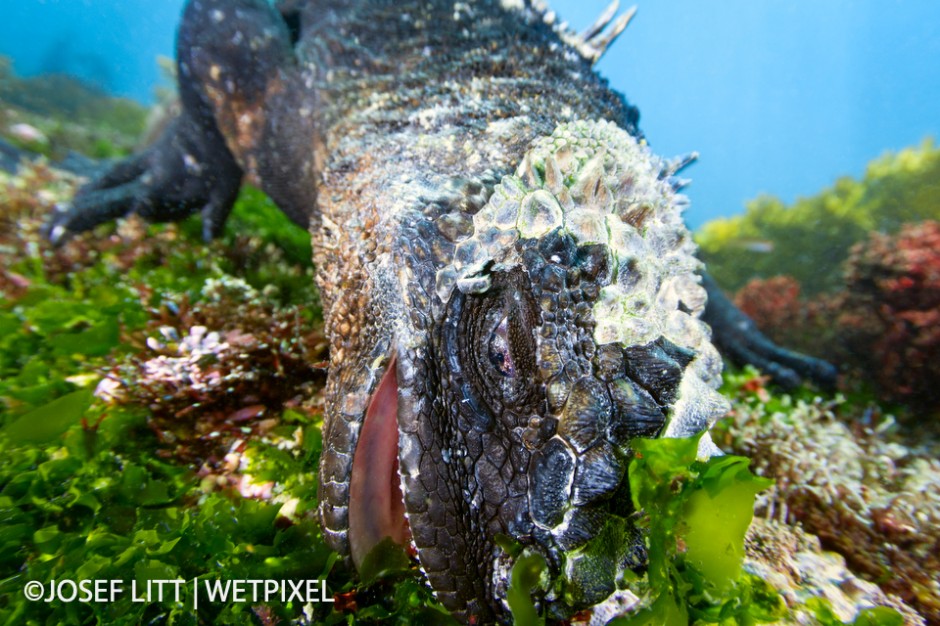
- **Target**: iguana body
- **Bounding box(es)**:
[48,0,835,621]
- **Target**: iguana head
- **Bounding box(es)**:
[340,119,729,622]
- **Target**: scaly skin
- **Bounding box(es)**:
[46,0,836,622]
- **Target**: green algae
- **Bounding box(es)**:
[0,166,344,624]
[614,434,783,625]
[508,551,549,626]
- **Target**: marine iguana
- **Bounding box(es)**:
[47,0,835,621]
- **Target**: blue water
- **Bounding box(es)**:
[2,0,938,227]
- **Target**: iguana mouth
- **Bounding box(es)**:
[348,360,410,570]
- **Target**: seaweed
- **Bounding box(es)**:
[732,276,841,359]
[840,221,940,409]
[0,164,339,624]
[729,221,940,413]
[610,434,783,625]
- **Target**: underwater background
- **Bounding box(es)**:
[1,1,939,624]
[2,0,939,226]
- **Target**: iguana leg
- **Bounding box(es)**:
[701,273,838,389]
[47,0,315,243]
[48,111,243,243]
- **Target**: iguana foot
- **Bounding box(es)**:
[47,112,243,244]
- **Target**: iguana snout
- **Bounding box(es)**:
[338,120,729,622]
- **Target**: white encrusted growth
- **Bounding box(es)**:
[437,119,727,458]
[518,190,564,238]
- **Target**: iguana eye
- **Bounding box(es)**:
[488,317,515,377]
[443,266,540,423]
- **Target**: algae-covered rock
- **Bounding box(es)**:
[745,518,924,625]
[720,371,940,623]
